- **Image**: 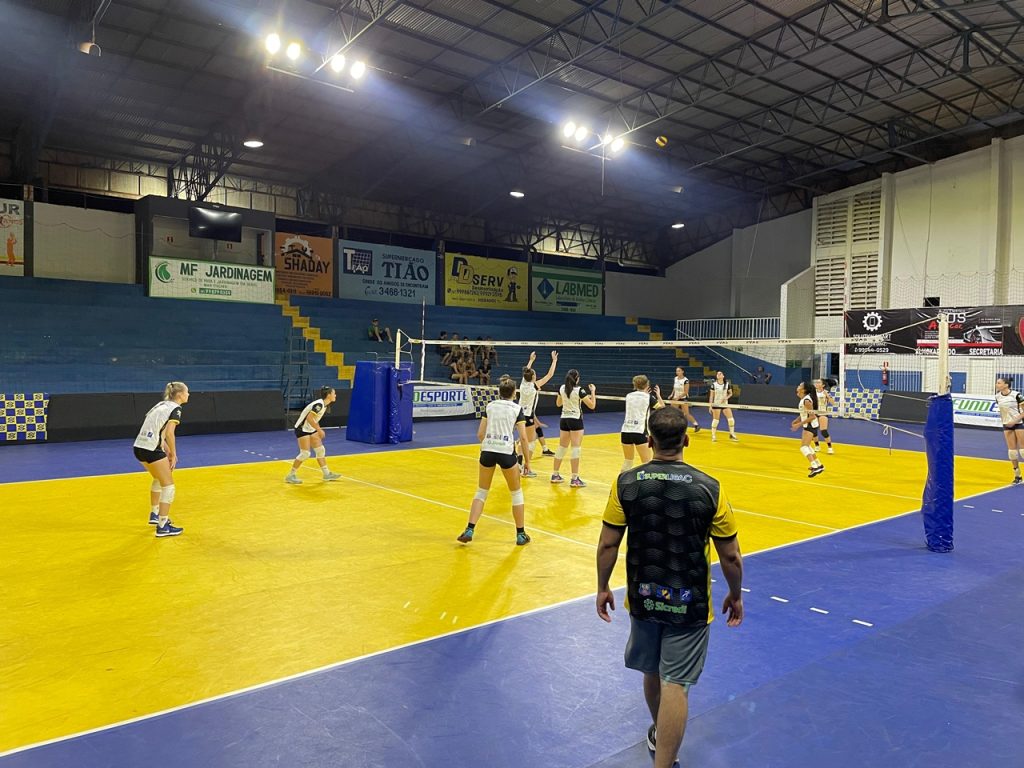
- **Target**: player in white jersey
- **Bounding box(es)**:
[518,350,558,473]
[133,381,189,537]
[995,377,1024,485]
[552,369,597,487]
[812,378,838,454]
[708,371,739,442]
[457,378,533,545]
[285,386,342,484]
[791,381,824,477]
[668,366,701,432]
[620,375,665,473]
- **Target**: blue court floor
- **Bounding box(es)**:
[1,413,1021,767]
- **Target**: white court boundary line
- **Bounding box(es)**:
[0,478,1013,759]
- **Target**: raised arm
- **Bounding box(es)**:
[536,350,559,388]
[583,383,597,410]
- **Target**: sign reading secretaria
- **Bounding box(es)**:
[845,306,1024,356]
[149,256,275,304]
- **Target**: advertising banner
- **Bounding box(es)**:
[1,392,48,442]
[0,199,25,277]
[274,233,333,297]
[444,253,528,311]
[339,240,435,304]
[951,394,1004,429]
[845,306,1024,356]
[149,256,275,304]
[531,264,603,314]
[412,385,475,418]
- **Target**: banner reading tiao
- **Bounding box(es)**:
[149,256,275,304]
[444,253,528,311]
[339,240,435,304]
[274,233,333,298]
[0,198,26,277]
[531,264,603,314]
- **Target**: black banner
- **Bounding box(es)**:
[845,306,1024,356]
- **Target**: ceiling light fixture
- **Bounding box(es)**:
[562,121,577,139]
[350,60,367,79]
[286,41,302,61]
[330,53,346,73]
[671,222,685,229]
[243,138,264,149]
[610,137,625,153]
[574,125,589,142]
[265,33,281,55]
[509,190,525,198]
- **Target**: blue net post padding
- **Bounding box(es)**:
[387,363,413,444]
[921,392,954,552]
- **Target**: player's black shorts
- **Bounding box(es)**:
[560,418,584,432]
[620,432,648,445]
[803,425,819,436]
[524,414,536,428]
[480,450,519,469]
[133,446,166,464]
[295,427,317,439]
[1003,423,1024,432]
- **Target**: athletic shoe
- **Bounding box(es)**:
[322,472,342,481]
[457,527,474,543]
[809,465,825,478]
[1014,475,1022,485]
[570,477,587,488]
[155,520,183,538]
[827,448,835,455]
[729,434,740,442]
[285,474,302,484]
[711,436,717,442]
[812,445,820,453]
[647,725,657,753]
[148,511,159,525]
[522,468,537,478]
[516,532,531,546]
[550,473,564,484]
[692,424,701,433]
[542,449,556,456]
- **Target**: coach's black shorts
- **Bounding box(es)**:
[133,446,166,464]
[479,450,519,469]
[620,432,648,445]
[560,418,584,432]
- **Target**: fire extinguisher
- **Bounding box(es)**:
[881,361,889,387]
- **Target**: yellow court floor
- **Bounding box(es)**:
[0,431,1008,753]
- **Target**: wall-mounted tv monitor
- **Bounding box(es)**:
[188,206,243,242]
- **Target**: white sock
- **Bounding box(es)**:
[151,505,159,515]
[322,466,331,476]
[158,515,169,526]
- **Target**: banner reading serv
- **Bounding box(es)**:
[149,256,275,304]
[0,199,26,277]
[444,253,527,311]
[274,233,333,297]
[339,240,435,304]
[531,264,603,314]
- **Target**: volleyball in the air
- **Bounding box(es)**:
[655,135,668,148]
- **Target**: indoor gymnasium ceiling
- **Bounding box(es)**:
[2,0,1023,267]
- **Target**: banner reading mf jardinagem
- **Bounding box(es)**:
[149,256,275,304]
[444,253,528,311]
[531,264,603,314]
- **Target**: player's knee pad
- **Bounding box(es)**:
[1010,449,1021,462]
[151,478,161,492]
[296,450,311,461]
[571,446,582,459]
[160,484,176,504]
[554,446,567,459]
[535,426,545,438]
[727,418,736,428]
[474,487,489,503]
[511,489,525,506]
[711,418,720,429]
[820,429,830,439]
[800,445,814,458]
[1016,449,1024,461]
[314,445,326,459]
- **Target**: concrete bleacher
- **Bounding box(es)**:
[0,276,337,395]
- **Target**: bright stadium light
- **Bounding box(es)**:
[243,138,264,149]
[671,222,685,229]
[574,125,588,142]
[330,53,346,73]
[265,33,281,55]
[600,133,612,146]
[562,121,577,139]
[350,60,367,79]
[286,41,301,61]
[610,137,625,153]
[509,190,525,198]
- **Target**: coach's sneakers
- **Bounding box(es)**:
[569,476,587,488]
[550,473,564,484]
[809,465,825,478]
[322,471,342,481]
[148,511,160,526]
[522,468,537,478]
[516,531,531,546]
[155,520,183,538]
[646,726,680,767]
[457,527,474,543]
[285,474,302,484]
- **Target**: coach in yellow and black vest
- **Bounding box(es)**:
[596,406,745,768]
